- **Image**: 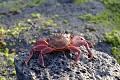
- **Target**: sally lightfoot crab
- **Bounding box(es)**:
[25,32,94,67]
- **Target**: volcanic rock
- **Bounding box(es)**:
[14,49,120,80]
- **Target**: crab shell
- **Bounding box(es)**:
[49,33,72,49]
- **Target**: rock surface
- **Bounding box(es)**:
[0,0,119,80]
[14,49,120,80]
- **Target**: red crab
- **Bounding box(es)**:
[25,32,94,67]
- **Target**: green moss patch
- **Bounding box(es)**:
[52,14,59,19]
[8,58,14,66]
[43,19,57,27]
[95,0,120,29]
[0,0,46,7]
[26,0,46,6]
[11,71,16,76]
[0,14,4,19]
[31,13,41,19]
[78,0,120,30]
[112,47,120,64]
[104,30,120,64]
[0,27,6,40]
[79,13,93,20]
[0,0,46,14]
[63,19,69,25]
[6,20,31,38]
[104,30,120,47]
[0,49,16,79]
[0,77,6,80]
[74,0,90,4]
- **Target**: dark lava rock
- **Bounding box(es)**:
[57,0,74,3]
[14,50,120,80]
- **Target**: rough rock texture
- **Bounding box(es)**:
[14,49,120,80]
[0,0,119,80]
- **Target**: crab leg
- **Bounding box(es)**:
[25,45,47,65]
[39,47,53,67]
[68,46,81,64]
[73,40,93,59]
[86,40,94,48]
[84,42,93,59]
[25,50,33,65]
[76,40,93,59]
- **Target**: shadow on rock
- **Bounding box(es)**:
[94,41,112,55]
